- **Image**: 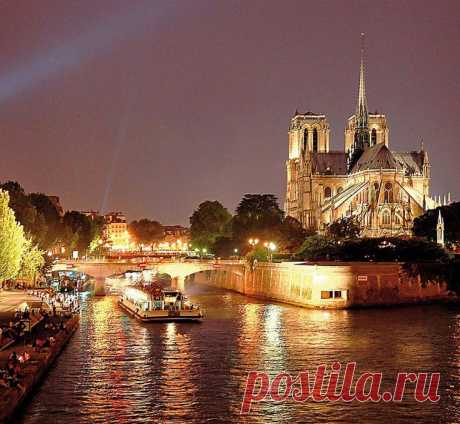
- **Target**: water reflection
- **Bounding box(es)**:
[20,282,460,423]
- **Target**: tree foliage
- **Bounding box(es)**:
[62,211,94,252]
[297,235,335,261]
[413,202,460,244]
[277,216,310,252]
[297,236,448,263]
[326,217,361,240]
[190,201,232,248]
[28,192,62,248]
[0,190,26,282]
[0,181,47,247]
[18,238,45,281]
[232,194,284,242]
[212,236,236,257]
[245,245,270,268]
[129,219,164,245]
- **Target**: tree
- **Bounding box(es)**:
[190,201,232,248]
[327,217,361,240]
[212,236,237,258]
[0,190,26,282]
[28,192,63,248]
[297,235,335,261]
[129,219,164,246]
[232,194,284,243]
[245,245,270,268]
[278,216,310,252]
[0,181,47,246]
[18,238,45,282]
[62,211,93,253]
[413,203,460,244]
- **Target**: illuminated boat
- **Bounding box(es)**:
[118,283,203,322]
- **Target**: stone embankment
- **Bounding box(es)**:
[191,261,453,309]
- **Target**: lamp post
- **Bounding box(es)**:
[263,241,277,262]
[248,238,259,248]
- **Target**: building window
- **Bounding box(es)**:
[394,214,401,225]
[382,210,391,225]
[313,128,318,152]
[371,128,377,146]
[324,187,332,198]
[337,187,343,195]
[321,290,343,299]
[384,182,393,203]
[303,129,308,154]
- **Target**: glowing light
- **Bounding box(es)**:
[124,287,150,303]
[0,4,184,104]
[248,238,259,246]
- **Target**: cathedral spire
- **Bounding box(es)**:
[348,34,370,171]
[356,33,368,129]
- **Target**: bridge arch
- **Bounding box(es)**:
[53,260,245,294]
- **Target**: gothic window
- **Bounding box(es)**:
[371,128,377,146]
[324,187,332,198]
[382,210,391,226]
[337,187,343,195]
[394,214,401,225]
[313,128,318,152]
[303,129,308,154]
[384,182,393,203]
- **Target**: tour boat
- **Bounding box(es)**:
[118,282,203,322]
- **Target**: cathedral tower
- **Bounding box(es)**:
[345,34,389,167]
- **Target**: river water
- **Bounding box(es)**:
[19,281,460,423]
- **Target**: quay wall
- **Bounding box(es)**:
[0,315,79,423]
[191,262,450,309]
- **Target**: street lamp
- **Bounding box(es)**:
[248,238,259,247]
[264,241,276,262]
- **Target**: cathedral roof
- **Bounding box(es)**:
[351,143,400,173]
[350,142,425,175]
[311,152,347,175]
[391,151,424,175]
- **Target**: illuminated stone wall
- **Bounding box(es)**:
[192,262,450,309]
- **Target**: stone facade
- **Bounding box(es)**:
[285,41,439,237]
[192,262,450,309]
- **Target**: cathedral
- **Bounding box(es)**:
[284,37,442,237]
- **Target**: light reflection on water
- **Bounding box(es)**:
[20,281,460,423]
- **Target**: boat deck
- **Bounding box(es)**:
[118,298,203,322]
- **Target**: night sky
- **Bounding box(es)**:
[0,0,459,225]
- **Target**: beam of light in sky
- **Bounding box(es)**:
[0,1,189,214]
[0,2,180,103]
[100,80,137,214]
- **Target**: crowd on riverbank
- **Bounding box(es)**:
[28,289,79,316]
[0,291,78,395]
[0,312,80,422]
[0,289,79,351]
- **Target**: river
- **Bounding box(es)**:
[19,281,460,423]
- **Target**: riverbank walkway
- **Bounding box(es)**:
[0,310,79,422]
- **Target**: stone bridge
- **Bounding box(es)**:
[52,259,245,294]
[52,259,449,308]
